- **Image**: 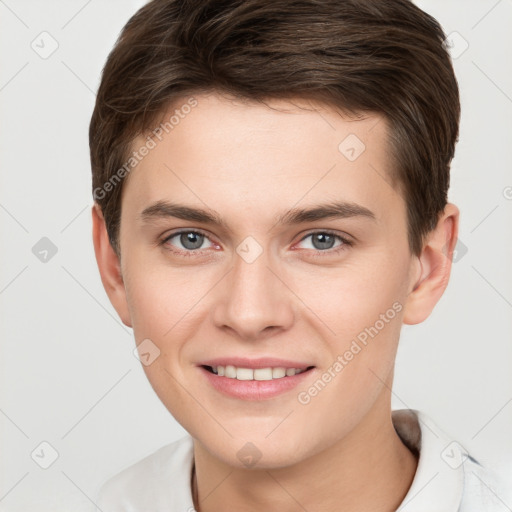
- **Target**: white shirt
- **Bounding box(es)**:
[96,409,509,511]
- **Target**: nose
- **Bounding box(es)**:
[212,244,295,342]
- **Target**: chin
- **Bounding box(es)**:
[197,430,314,471]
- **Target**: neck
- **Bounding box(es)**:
[192,393,418,512]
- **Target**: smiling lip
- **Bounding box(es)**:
[199,357,312,370]
[198,357,315,401]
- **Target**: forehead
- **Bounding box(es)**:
[122,92,404,231]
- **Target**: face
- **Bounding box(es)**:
[114,92,421,468]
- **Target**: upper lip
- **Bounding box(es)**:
[198,357,314,370]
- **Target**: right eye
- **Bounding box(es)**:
[160,230,217,256]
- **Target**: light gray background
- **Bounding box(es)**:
[1,0,511,510]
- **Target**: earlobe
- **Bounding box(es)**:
[91,204,132,328]
[402,203,460,325]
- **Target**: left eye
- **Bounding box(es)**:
[296,232,348,251]
[163,231,214,251]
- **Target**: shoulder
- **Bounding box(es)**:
[95,435,195,512]
[393,409,510,512]
[459,456,511,512]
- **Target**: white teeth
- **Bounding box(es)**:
[236,368,254,380]
[254,368,273,381]
[225,365,237,378]
[272,367,286,378]
[210,365,308,380]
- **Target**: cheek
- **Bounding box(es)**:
[123,267,212,394]
[124,265,201,337]
[285,255,407,412]
[288,253,407,346]
[124,270,203,425]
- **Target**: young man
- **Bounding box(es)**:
[90,0,507,510]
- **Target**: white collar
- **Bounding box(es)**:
[184,409,468,510]
[98,409,485,511]
[392,409,466,511]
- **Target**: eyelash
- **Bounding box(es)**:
[159,229,353,258]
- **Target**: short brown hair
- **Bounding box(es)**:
[90,0,460,257]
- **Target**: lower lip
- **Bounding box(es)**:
[199,366,314,400]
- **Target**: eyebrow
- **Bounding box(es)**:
[140,200,376,228]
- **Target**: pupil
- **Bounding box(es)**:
[313,233,334,250]
[181,232,203,250]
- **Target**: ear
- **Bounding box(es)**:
[402,203,460,325]
[91,203,132,327]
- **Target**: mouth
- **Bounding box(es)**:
[198,360,316,400]
[202,364,314,380]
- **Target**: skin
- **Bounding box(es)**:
[92,91,459,512]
